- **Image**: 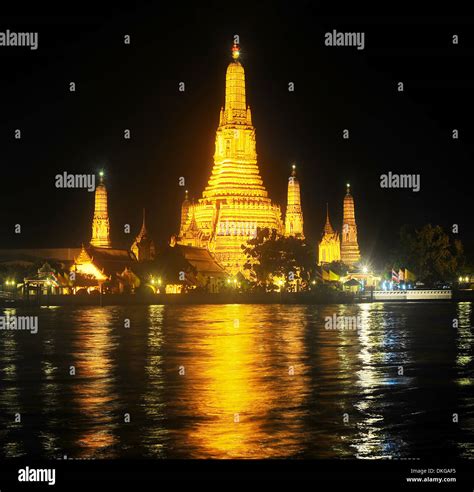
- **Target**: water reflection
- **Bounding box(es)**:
[0,302,472,459]
[69,308,118,458]
[455,302,474,458]
[0,308,24,457]
[141,305,167,457]
[163,305,310,458]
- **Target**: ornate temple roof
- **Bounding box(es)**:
[323,203,336,235]
[75,245,93,264]
[135,208,149,242]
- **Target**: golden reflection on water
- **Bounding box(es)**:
[71,308,118,458]
[1,302,472,459]
[141,305,167,457]
[170,305,309,458]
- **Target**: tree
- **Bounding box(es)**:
[394,224,464,284]
[241,227,316,291]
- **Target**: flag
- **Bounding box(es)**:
[392,269,399,283]
[322,269,340,281]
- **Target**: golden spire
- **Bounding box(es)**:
[202,42,271,201]
[177,43,283,274]
[225,42,246,115]
[285,164,304,238]
[136,208,148,241]
[341,182,360,266]
[131,207,155,261]
[179,189,192,237]
[90,170,111,248]
[324,203,335,235]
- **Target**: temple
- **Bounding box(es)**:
[318,204,340,264]
[178,43,283,274]
[340,183,360,266]
[284,165,304,238]
[90,171,111,248]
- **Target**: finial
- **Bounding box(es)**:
[142,207,146,226]
[185,189,189,200]
[99,170,104,184]
[346,182,350,194]
[326,202,329,219]
[232,42,240,60]
[291,163,296,177]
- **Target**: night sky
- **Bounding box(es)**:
[1,4,472,268]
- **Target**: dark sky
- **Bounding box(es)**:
[0,3,472,268]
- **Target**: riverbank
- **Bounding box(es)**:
[2,290,353,306]
[1,289,472,307]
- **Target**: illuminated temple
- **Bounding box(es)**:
[285,165,304,238]
[90,171,111,248]
[318,204,340,264]
[340,183,360,266]
[178,43,283,273]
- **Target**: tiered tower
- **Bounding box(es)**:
[131,209,155,261]
[284,164,304,238]
[318,204,340,264]
[340,183,360,266]
[179,190,191,237]
[178,43,283,273]
[91,171,111,248]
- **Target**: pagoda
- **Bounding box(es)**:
[90,171,111,248]
[178,43,283,273]
[340,183,360,266]
[284,164,304,238]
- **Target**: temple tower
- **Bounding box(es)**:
[179,189,191,237]
[91,171,111,248]
[340,183,360,266]
[284,164,304,238]
[131,209,155,261]
[178,43,283,274]
[318,204,340,264]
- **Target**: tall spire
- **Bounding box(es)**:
[179,189,191,237]
[284,164,304,238]
[176,42,283,274]
[341,182,360,266]
[324,203,335,234]
[136,208,148,241]
[225,42,246,115]
[90,171,111,248]
[202,42,271,200]
[131,207,155,261]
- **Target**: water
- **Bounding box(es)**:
[0,302,472,459]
